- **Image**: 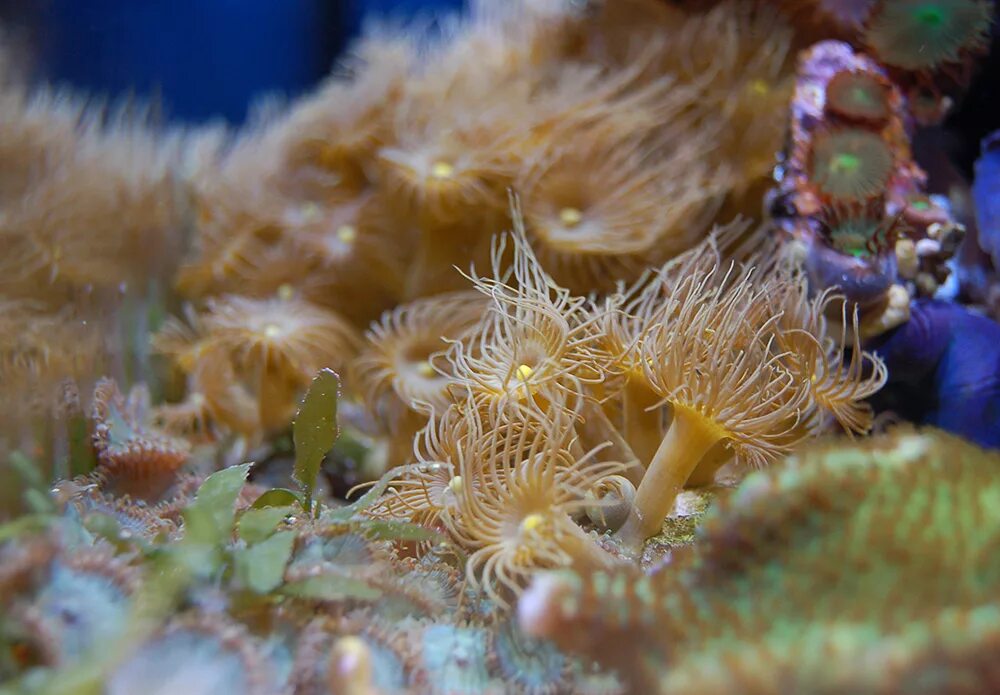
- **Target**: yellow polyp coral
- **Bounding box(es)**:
[353,291,488,417]
[524,220,887,549]
[178,90,410,326]
[366,404,472,531]
[352,203,886,585]
[279,32,416,191]
[593,230,735,471]
[0,104,186,300]
[443,402,624,606]
[0,71,196,475]
[199,294,359,381]
[769,275,889,436]
[667,4,797,195]
[0,300,109,396]
[517,125,723,293]
[156,2,806,424]
[374,101,514,227]
[154,292,361,439]
[351,290,488,465]
[614,263,811,547]
[283,194,410,319]
[444,216,612,418]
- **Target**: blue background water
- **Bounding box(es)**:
[0,0,463,123]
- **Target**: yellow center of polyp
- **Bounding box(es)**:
[749,79,769,95]
[430,161,454,179]
[336,224,357,244]
[264,323,282,339]
[559,207,583,227]
[448,476,463,494]
[277,284,294,301]
[520,513,545,534]
[417,361,436,378]
[516,364,534,381]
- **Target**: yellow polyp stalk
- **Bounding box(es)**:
[622,375,664,469]
[578,399,642,484]
[685,440,733,487]
[616,403,725,548]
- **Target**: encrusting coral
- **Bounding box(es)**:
[520,429,1000,694]
[153,292,362,442]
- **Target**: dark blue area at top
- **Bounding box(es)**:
[26,0,464,123]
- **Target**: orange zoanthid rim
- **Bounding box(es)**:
[825,70,893,126]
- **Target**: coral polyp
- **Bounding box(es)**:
[864,0,993,71]
[824,70,893,125]
[445,220,609,416]
[615,261,809,546]
[90,380,191,499]
[517,127,720,293]
[445,404,623,605]
[818,203,906,256]
[153,292,361,439]
[352,291,485,433]
[809,128,894,201]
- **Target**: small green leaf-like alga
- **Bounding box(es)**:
[182,463,252,548]
[238,506,293,545]
[293,369,340,514]
[234,530,296,594]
